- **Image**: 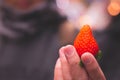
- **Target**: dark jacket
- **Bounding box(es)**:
[0,31,59,80]
[0,4,66,80]
[94,14,120,80]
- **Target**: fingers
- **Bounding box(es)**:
[63,45,80,66]
[59,47,72,80]
[54,58,63,80]
[81,52,106,80]
[58,45,105,80]
[59,45,88,80]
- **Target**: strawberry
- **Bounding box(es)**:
[74,24,102,61]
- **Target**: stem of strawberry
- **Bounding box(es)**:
[95,50,102,61]
[79,60,84,67]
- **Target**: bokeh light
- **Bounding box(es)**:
[107,1,120,16]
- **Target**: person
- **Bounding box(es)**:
[0,0,67,80]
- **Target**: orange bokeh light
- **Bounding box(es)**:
[107,1,120,16]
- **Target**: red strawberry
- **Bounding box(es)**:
[74,25,102,61]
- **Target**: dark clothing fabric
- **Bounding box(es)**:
[0,3,66,80]
[0,5,66,40]
[0,31,60,80]
[94,14,120,80]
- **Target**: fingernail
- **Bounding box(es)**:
[84,57,91,64]
[64,45,74,57]
[82,53,92,64]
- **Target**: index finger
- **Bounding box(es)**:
[81,52,106,80]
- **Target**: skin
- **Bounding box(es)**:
[54,45,106,80]
[4,0,45,10]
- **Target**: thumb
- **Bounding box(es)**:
[81,52,106,80]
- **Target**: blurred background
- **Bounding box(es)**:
[0,0,120,44]
[56,0,119,30]
[56,0,120,44]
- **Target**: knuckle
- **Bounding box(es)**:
[69,59,79,66]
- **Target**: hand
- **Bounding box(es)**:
[54,45,106,80]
